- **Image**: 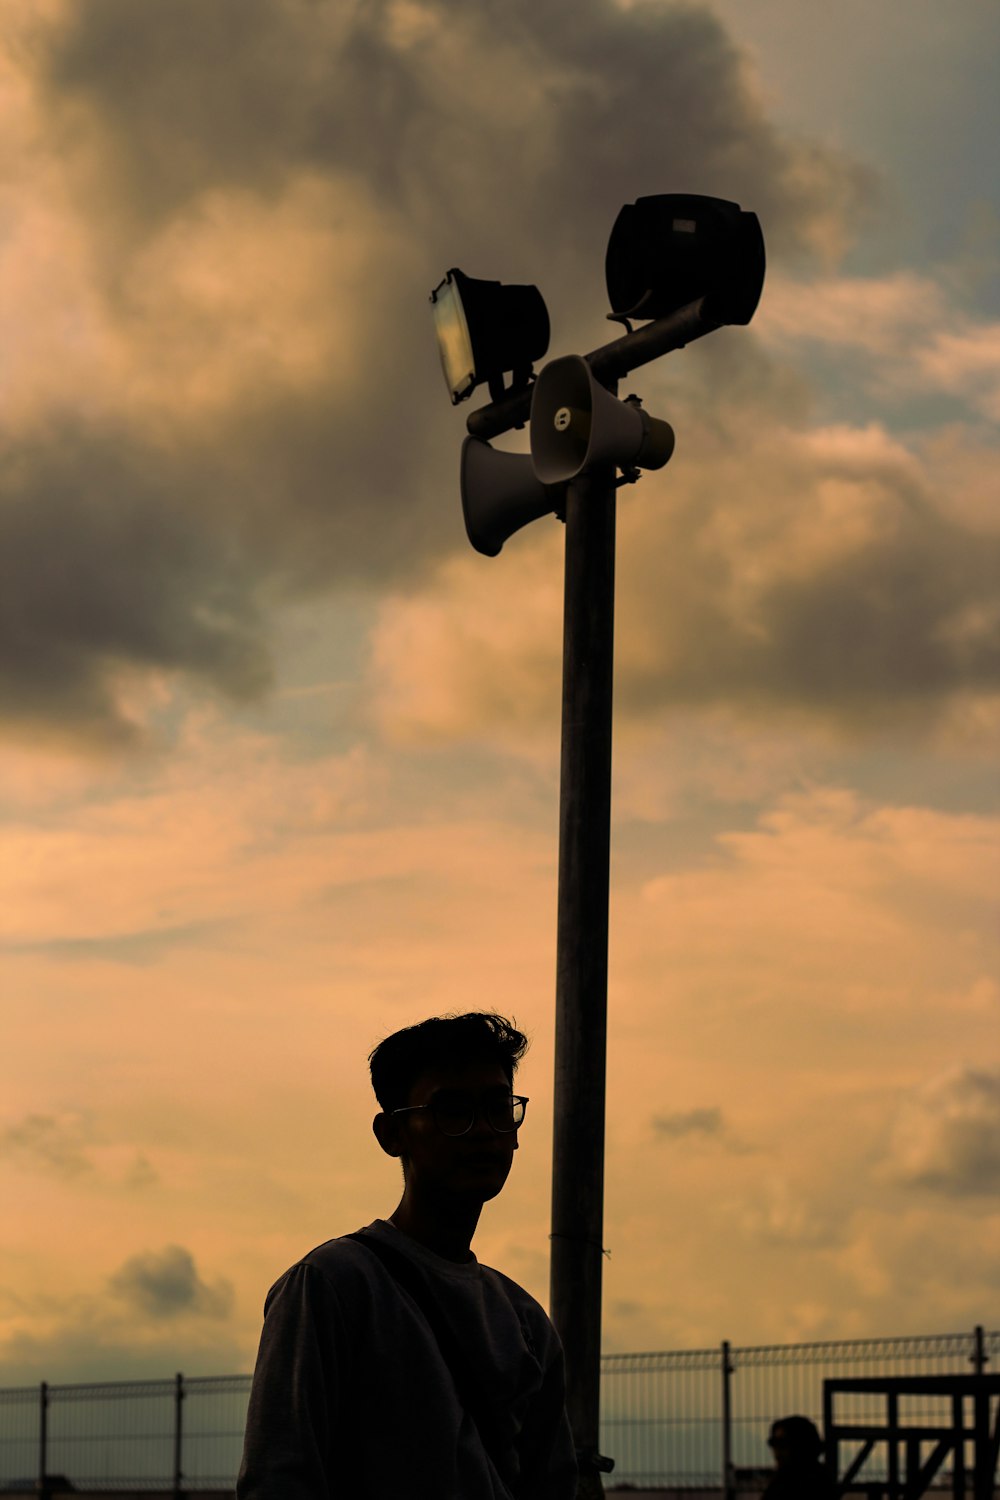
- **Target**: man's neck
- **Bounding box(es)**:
[387,1195,482,1264]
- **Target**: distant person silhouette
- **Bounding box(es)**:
[237,1012,578,1499]
[762,1415,836,1498]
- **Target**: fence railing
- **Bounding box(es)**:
[0,1325,994,1493]
[0,1374,250,1496]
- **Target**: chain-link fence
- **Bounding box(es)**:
[602,1327,997,1489]
[0,1374,250,1495]
[1,1326,995,1493]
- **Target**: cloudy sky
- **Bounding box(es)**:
[2,0,998,1385]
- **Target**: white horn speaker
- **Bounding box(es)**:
[530,354,675,485]
[460,436,563,557]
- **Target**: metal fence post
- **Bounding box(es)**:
[971,1325,987,1376]
[37,1380,48,1500]
[721,1341,735,1500]
[173,1371,184,1500]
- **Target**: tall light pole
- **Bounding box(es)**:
[432,196,765,1496]
[548,456,618,1495]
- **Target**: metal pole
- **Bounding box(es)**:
[721,1341,734,1500]
[549,459,617,1499]
[972,1377,990,1500]
[971,1325,989,1500]
[173,1371,184,1500]
[37,1381,48,1500]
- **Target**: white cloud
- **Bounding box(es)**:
[917,324,1000,422]
[760,270,1000,420]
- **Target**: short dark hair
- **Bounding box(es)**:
[368,1012,530,1114]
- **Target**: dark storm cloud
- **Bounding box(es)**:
[886,1067,1000,1199]
[641,501,1000,729]
[0,1110,160,1188]
[1,1113,94,1179]
[0,424,272,747]
[36,0,325,230]
[620,498,1000,728]
[652,1105,723,1138]
[108,1245,234,1320]
[651,1105,754,1152]
[0,1325,235,1385]
[759,522,1000,715]
[611,340,1000,731]
[0,1292,247,1384]
[5,0,874,744]
[4,919,227,964]
[38,0,869,260]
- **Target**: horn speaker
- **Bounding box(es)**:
[530,354,675,485]
[460,436,562,557]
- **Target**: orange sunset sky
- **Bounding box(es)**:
[2,0,998,1384]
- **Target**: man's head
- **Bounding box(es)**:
[767,1415,822,1469]
[368,1012,529,1113]
[369,1013,529,1205]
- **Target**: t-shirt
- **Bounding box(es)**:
[236,1218,579,1499]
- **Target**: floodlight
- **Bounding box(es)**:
[605,194,765,326]
[430,268,550,405]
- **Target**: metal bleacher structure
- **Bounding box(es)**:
[823,1373,1000,1500]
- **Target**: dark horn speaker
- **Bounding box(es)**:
[460,436,562,556]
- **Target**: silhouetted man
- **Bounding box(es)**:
[237,1012,578,1499]
[763,1414,836,1498]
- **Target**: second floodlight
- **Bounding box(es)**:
[430,268,550,405]
[605,194,765,326]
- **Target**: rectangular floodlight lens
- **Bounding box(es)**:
[432,275,476,402]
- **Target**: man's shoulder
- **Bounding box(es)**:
[482,1261,544,1311]
[300,1229,376,1270]
[480,1263,561,1346]
[265,1227,385,1302]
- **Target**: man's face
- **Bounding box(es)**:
[380,1059,521,1205]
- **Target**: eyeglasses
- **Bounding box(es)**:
[391,1090,529,1137]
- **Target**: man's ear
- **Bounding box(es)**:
[372,1112,402,1159]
